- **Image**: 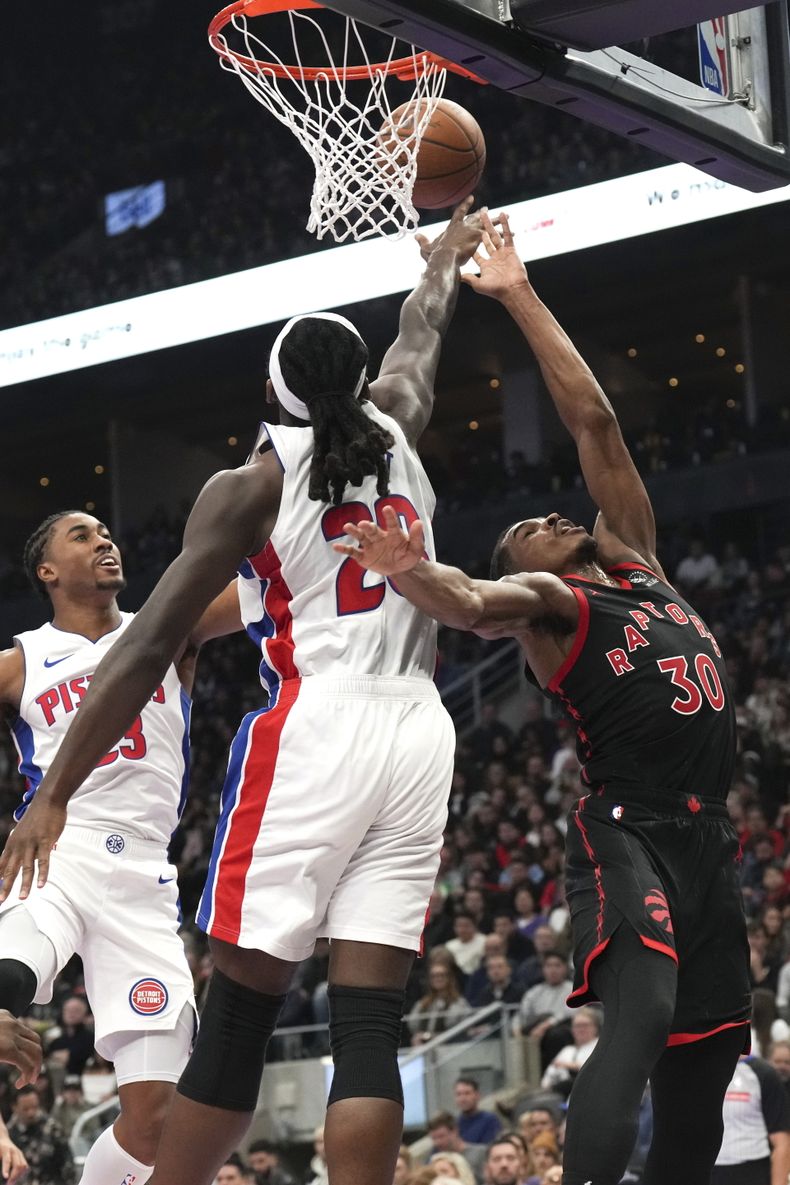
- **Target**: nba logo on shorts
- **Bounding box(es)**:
[122,1175,137,1184]
[611,805,624,821]
[129,978,169,1016]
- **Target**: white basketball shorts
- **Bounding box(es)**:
[197,675,455,961]
[0,823,195,1056]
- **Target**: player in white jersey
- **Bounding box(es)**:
[0,198,483,1185]
[0,511,241,1185]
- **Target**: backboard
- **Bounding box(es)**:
[322,0,790,192]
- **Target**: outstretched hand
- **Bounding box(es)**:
[332,505,425,576]
[461,209,530,302]
[0,795,67,904]
[415,195,484,267]
[0,1011,42,1090]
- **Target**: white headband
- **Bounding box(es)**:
[269,312,367,421]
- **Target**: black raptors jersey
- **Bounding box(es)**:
[542,562,736,803]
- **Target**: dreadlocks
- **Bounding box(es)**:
[277,317,394,505]
[23,510,82,598]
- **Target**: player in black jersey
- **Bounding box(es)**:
[335,212,751,1185]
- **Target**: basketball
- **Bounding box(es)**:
[384,98,486,209]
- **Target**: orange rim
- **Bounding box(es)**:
[208,0,485,83]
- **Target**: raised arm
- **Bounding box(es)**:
[465,213,662,576]
[367,196,483,447]
[333,506,576,640]
[0,453,283,900]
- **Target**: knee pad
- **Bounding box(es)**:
[0,907,57,1012]
[327,985,405,1107]
[0,960,39,1016]
[178,970,285,1112]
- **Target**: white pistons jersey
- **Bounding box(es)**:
[11,613,190,845]
[239,404,438,695]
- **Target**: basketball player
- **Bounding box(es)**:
[0,198,483,1185]
[333,212,751,1185]
[0,511,241,1185]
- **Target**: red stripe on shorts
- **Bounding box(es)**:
[249,541,299,682]
[211,684,300,942]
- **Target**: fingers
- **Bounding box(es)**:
[498,211,514,246]
[408,519,426,554]
[0,848,21,905]
[451,194,475,221]
[460,272,480,290]
[18,857,35,903]
[37,847,50,890]
[480,208,502,250]
[1,1145,9,1180]
[381,505,401,530]
[332,542,358,558]
[14,1032,43,1087]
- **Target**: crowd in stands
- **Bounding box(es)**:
[0,503,788,1178]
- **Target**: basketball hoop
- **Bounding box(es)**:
[208,0,483,242]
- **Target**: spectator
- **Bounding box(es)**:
[675,537,721,592]
[712,1055,790,1184]
[466,955,523,1009]
[516,925,558,989]
[7,1085,76,1185]
[518,951,574,1068]
[469,704,514,765]
[304,1126,328,1185]
[769,1041,790,1100]
[428,1151,476,1185]
[424,1113,486,1181]
[216,1156,251,1184]
[44,996,94,1076]
[393,1145,413,1185]
[524,1131,560,1185]
[516,1108,560,1147]
[454,1077,501,1145]
[408,964,472,1046]
[492,912,535,964]
[423,890,456,950]
[512,889,548,944]
[50,1075,90,1140]
[247,1140,295,1185]
[484,1136,522,1185]
[445,912,487,977]
[540,1007,601,1095]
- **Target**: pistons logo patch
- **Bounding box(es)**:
[644,889,673,934]
[129,978,168,1016]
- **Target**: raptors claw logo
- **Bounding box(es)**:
[644,888,673,934]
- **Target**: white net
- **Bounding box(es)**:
[212,9,447,242]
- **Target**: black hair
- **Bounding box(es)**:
[248,1139,277,1155]
[490,525,515,580]
[455,1075,479,1091]
[23,510,83,599]
[275,317,394,505]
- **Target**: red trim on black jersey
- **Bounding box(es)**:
[547,584,590,692]
[567,937,611,1003]
[560,570,630,589]
[666,1019,750,1047]
[607,561,666,582]
[639,935,678,964]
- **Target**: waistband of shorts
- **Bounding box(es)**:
[280,675,441,701]
[59,824,169,858]
[590,787,730,818]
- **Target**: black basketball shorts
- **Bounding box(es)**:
[564,788,751,1045]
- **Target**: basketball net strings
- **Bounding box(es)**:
[218,10,446,241]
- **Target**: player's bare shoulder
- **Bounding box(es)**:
[0,645,25,713]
